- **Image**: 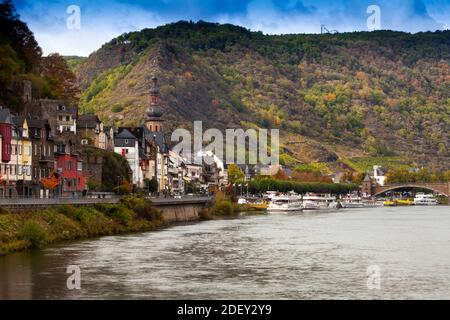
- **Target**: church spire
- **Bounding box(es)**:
[145,76,164,132]
[150,76,160,105]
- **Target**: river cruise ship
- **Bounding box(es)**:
[302,193,338,210]
[267,196,303,212]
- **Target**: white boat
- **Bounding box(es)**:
[237,198,247,204]
[302,194,338,210]
[342,198,365,208]
[268,196,303,212]
[414,193,438,205]
[341,195,365,208]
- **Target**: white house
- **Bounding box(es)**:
[114,128,143,188]
[372,165,387,186]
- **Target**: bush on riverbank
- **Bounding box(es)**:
[199,192,244,219]
[437,195,449,205]
[20,221,49,248]
[0,196,166,255]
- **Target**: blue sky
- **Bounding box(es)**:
[13,0,450,56]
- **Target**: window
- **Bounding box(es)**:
[125,139,129,144]
[77,162,82,171]
[68,161,72,171]
[58,115,63,121]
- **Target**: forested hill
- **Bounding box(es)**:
[75,21,450,170]
[0,0,78,111]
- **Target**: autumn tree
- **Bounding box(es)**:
[40,53,80,104]
[117,180,132,195]
[274,169,289,180]
[41,172,59,191]
[227,164,245,185]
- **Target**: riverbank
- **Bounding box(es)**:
[0,196,167,256]
[0,194,260,256]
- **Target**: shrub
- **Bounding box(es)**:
[112,104,124,113]
[21,221,49,248]
[213,199,235,216]
[57,205,78,219]
[120,195,147,210]
[106,205,134,227]
[0,207,11,215]
[133,203,162,221]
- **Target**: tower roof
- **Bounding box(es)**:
[147,106,164,118]
[149,76,160,97]
[146,76,164,120]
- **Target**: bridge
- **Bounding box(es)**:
[373,182,450,203]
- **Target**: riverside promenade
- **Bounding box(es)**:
[0,196,212,211]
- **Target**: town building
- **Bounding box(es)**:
[38,99,78,135]
[0,108,14,197]
[77,114,107,149]
[54,139,86,197]
[371,165,387,186]
[114,128,142,188]
[11,116,33,197]
[168,150,186,194]
[28,118,55,198]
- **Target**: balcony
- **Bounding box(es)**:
[39,155,54,163]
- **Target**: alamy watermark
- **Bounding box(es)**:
[367,5,382,31]
[171,121,279,175]
[66,5,81,30]
[66,265,81,290]
[366,265,381,290]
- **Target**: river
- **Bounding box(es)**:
[1,206,449,300]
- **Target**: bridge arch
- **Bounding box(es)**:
[374,184,449,197]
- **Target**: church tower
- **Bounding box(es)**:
[145,76,164,132]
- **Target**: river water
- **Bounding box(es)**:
[1,206,449,300]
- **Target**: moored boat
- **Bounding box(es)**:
[302,193,338,210]
[341,195,365,208]
[414,193,438,205]
[267,196,303,212]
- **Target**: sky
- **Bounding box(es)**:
[12,0,450,56]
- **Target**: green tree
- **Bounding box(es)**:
[227,164,244,185]
[145,177,158,193]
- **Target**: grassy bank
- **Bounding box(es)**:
[199,192,265,220]
[0,196,166,256]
